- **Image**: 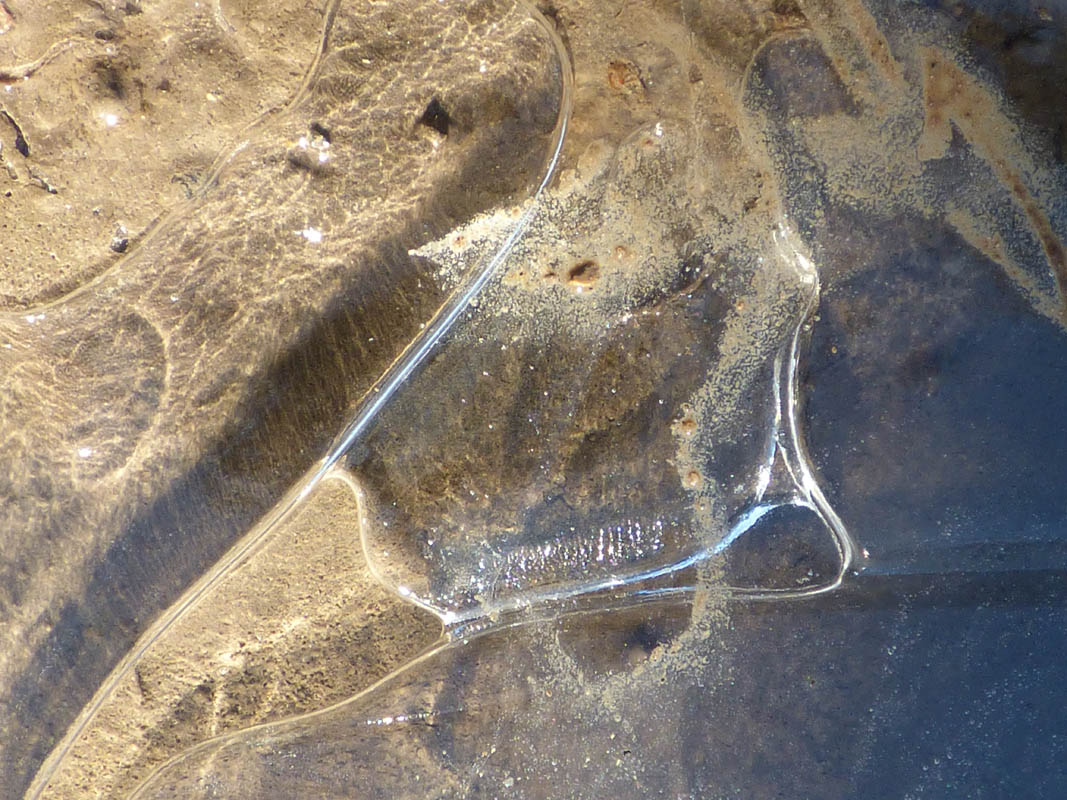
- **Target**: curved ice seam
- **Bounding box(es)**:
[441,224,861,635]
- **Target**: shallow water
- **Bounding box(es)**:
[3,0,565,793]
[3,0,1067,797]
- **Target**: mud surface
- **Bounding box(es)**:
[41,478,441,799]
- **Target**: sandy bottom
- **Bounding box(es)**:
[40,477,442,799]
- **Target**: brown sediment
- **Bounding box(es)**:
[920,47,1067,324]
[5,3,564,796]
[738,3,1065,332]
[0,0,325,308]
[37,477,442,800]
[606,59,641,92]
[795,0,903,92]
[946,207,1064,325]
[567,258,600,288]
